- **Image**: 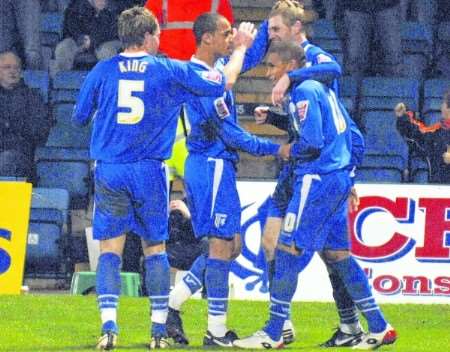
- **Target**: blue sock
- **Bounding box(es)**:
[183,253,207,294]
[264,249,301,341]
[328,268,359,328]
[206,258,231,337]
[330,257,387,333]
[145,253,170,337]
[96,252,121,334]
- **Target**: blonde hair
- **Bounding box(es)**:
[269,0,317,36]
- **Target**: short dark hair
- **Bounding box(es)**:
[193,13,224,45]
[118,6,158,49]
[267,41,305,66]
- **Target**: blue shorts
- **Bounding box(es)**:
[93,160,169,243]
[184,154,240,240]
[267,162,295,218]
[279,169,351,251]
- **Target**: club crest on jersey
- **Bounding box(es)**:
[317,54,332,64]
[296,100,309,121]
[214,97,230,119]
[214,213,227,228]
[201,69,222,83]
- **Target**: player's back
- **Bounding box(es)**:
[290,79,352,175]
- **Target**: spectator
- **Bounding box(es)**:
[53,0,121,75]
[338,0,403,80]
[0,0,42,69]
[110,0,145,14]
[145,0,234,60]
[400,0,437,26]
[0,51,51,182]
[394,96,450,184]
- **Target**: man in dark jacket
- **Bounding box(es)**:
[0,51,51,181]
[338,0,403,79]
[53,0,121,75]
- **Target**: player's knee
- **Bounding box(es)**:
[230,235,242,260]
[321,249,350,264]
[142,241,166,257]
[208,236,234,260]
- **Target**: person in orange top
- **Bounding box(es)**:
[145,0,234,60]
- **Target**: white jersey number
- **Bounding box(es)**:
[117,80,144,124]
[327,90,347,134]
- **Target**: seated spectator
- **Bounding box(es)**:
[338,0,403,80]
[0,51,51,182]
[53,0,121,75]
[110,0,145,14]
[395,95,450,183]
[0,0,42,69]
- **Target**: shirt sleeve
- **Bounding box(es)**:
[72,64,101,126]
[290,85,324,161]
[198,96,280,156]
[161,58,226,98]
[240,20,270,73]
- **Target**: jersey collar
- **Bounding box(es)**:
[190,56,214,70]
[120,51,150,57]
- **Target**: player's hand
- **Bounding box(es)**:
[234,22,257,49]
[348,187,360,212]
[169,199,191,219]
[254,106,269,124]
[278,144,291,161]
[443,151,450,164]
[272,74,291,106]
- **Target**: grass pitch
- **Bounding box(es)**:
[0,295,448,351]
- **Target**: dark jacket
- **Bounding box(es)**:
[429,119,450,183]
[62,0,118,48]
[0,81,51,155]
[339,0,400,12]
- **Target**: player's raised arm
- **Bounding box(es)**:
[222,21,257,89]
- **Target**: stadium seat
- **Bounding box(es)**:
[51,71,88,104]
[26,187,70,278]
[23,70,50,103]
[340,76,358,98]
[360,77,419,111]
[355,167,403,183]
[422,79,449,123]
[40,12,63,47]
[409,156,431,183]
[311,19,342,54]
[401,21,432,56]
[35,147,91,209]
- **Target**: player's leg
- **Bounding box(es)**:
[133,160,172,349]
[320,172,396,350]
[167,252,207,345]
[142,241,171,349]
[323,250,397,350]
[319,255,363,347]
[234,175,317,349]
[93,162,132,350]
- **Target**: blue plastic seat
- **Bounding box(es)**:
[23,70,50,103]
[51,71,88,104]
[35,147,91,209]
[360,77,419,111]
[401,22,432,55]
[355,167,403,183]
[27,187,70,278]
[40,12,63,47]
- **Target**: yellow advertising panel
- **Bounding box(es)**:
[0,182,32,294]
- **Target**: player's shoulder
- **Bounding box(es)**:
[296,79,325,94]
[304,43,335,63]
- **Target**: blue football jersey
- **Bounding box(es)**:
[185,57,279,162]
[288,80,352,175]
[72,52,226,163]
